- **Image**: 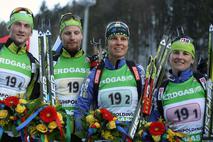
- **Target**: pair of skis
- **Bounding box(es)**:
[38,19,56,105]
[203,24,213,140]
[128,35,171,139]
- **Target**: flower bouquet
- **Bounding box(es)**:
[26,103,70,142]
[0,96,71,142]
[82,108,127,142]
[136,119,191,142]
[0,96,29,136]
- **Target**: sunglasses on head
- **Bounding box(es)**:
[172,35,194,44]
[107,22,129,32]
[59,12,83,26]
[10,7,34,18]
[106,21,130,38]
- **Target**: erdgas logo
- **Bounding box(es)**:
[54,67,89,74]
[0,58,31,71]
[101,75,133,84]
[163,86,203,100]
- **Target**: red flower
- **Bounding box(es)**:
[4,96,19,107]
[39,106,57,123]
[0,100,4,104]
[149,121,165,136]
[100,108,114,121]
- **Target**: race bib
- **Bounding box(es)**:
[166,103,201,124]
[98,87,138,122]
[56,77,84,115]
[0,71,26,91]
[99,89,132,108]
[56,78,83,96]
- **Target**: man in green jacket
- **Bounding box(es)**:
[0,7,39,141]
[53,12,91,141]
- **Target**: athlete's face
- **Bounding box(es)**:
[107,34,128,60]
[9,21,32,47]
[169,50,194,75]
[60,26,83,51]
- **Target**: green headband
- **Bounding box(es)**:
[60,19,82,33]
[7,13,34,29]
[171,40,195,58]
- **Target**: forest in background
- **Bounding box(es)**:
[0,0,213,66]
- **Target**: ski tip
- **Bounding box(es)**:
[160,39,166,46]
[210,24,213,31]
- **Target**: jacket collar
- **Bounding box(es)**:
[5,38,26,54]
[61,48,84,58]
[168,68,193,83]
[104,57,126,69]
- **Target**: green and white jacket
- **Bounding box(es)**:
[0,39,39,100]
[54,48,90,116]
[151,69,206,142]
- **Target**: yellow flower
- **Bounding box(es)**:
[167,129,190,142]
[174,131,186,138]
[137,129,143,137]
[86,114,96,125]
[167,129,175,137]
[49,129,54,133]
[29,126,37,135]
[36,124,48,133]
[10,116,16,120]
[91,122,100,128]
[107,121,116,129]
[96,109,101,113]
[0,120,8,126]
[113,117,117,121]
[48,121,57,129]
[0,110,8,119]
[152,135,161,142]
[57,112,64,124]
[19,99,27,104]
[145,122,151,127]
[101,130,114,140]
[15,104,26,114]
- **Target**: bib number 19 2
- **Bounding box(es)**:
[108,92,130,105]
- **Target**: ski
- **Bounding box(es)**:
[155,41,171,89]
[142,56,156,115]
[45,20,56,106]
[127,35,171,139]
[38,19,56,105]
[38,20,49,103]
[127,56,155,140]
[203,24,213,140]
[202,24,213,140]
[209,25,213,82]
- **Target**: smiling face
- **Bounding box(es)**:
[107,34,128,61]
[60,26,83,51]
[169,50,194,75]
[9,21,32,47]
